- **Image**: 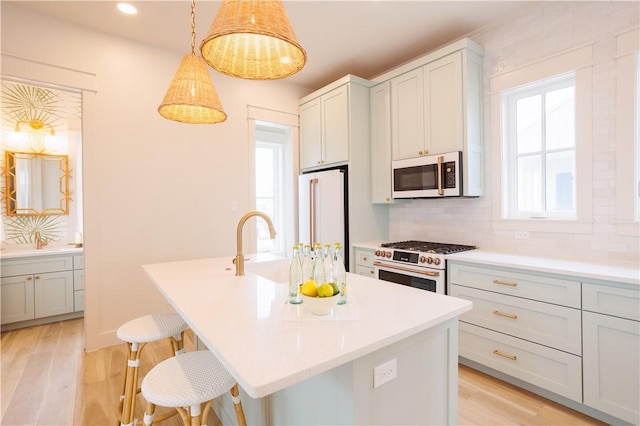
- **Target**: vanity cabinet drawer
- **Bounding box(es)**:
[459,322,582,402]
[1,256,73,277]
[448,263,580,308]
[451,284,582,355]
[355,249,374,268]
[354,265,376,278]
[583,282,639,321]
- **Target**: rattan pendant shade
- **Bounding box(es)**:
[158,0,227,124]
[200,0,306,80]
[158,54,227,124]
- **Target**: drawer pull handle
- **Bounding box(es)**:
[35,276,40,280]
[369,270,374,275]
[493,350,517,361]
[493,310,517,320]
[363,257,368,261]
[493,279,517,287]
[27,276,33,281]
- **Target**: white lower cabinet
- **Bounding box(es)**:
[354,248,376,278]
[1,253,84,327]
[582,283,640,424]
[450,261,640,424]
[459,322,583,402]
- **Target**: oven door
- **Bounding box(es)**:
[374,261,445,294]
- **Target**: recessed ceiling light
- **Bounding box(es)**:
[116,2,137,15]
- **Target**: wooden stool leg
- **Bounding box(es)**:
[230,384,247,426]
[143,401,156,426]
[170,331,186,355]
[119,342,146,426]
[200,400,214,426]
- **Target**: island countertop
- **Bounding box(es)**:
[143,256,472,399]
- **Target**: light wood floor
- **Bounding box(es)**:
[1,318,606,425]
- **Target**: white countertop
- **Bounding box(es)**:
[143,255,472,399]
[0,245,84,259]
[447,250,639,286]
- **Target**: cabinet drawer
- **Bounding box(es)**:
[354,265,376,278]
[448,263,580,308]
[459,322,582,402]
[1,255,73,277]
[73,254,84,270]
[74,270,84,290]
[355,249,374,268]
[451,285,582,355]
[583,282,639,321]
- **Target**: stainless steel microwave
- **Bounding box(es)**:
[392,151,462,198]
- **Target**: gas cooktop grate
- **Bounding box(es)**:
[381,240,476,254]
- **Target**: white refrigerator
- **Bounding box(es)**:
[298,166,348,266]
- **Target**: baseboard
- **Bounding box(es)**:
[1,311,83,332]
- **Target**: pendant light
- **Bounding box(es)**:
[199,0,306,80]
[158,0,227,124]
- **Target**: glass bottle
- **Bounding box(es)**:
[323,244,336,287]
[335,243,347,305]
[288,245,302,304]
[301,244,312,283]
[311,243,326,286]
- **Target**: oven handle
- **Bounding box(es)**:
[374,261,440,277]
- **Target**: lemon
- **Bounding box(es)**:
[329,282,340,296]
[301,280,318,297]
[318,283,334,298]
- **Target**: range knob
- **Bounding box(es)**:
[375,250,381,257]
[385,251,392,258]
[419,256,427,263]
[426,257,434,264]
[433,258,441,265]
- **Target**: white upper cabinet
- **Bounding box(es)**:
[391,51,465,160]
[370,81,393,204]
[299,84,349,170]
[391,68,425,160]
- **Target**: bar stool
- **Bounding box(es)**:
[141,350,247,426]
[116,313,189,426]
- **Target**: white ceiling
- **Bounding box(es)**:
[13,0,537,90]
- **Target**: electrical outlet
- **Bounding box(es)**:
[373,358,397,388]
[515,230,529,240]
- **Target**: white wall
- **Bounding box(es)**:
[1,3,311,350]
[390,1,640,264]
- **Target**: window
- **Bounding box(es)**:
[255,127,286,253]
[253,120,296,255]
[502,73,576,219]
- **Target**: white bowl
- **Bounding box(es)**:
[301,294,339,315]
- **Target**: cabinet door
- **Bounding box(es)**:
[1,275,35,324]
[299,98,322,169]
[391,68,424,160]
[583,311,640,424]
[424,51,463,154]
[34,271,74,318]
[370,82,393,203]
[322,84,349,166]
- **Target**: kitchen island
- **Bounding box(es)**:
[143,255,472,425]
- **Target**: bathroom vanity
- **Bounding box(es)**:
[0,247,84,331]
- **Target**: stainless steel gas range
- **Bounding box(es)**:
[374,240,476,294]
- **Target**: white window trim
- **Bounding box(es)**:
[490,44,593,234]
[615,27,640,237]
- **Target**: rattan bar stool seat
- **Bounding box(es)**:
[116,313,189,426]
[141,350,247,426]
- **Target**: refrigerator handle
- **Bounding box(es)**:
[309,178,318,245]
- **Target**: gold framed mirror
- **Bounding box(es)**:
[4,151,70,216]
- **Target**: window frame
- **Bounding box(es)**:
[502,72,577,220]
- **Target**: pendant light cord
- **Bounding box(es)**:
[190,0,196,55]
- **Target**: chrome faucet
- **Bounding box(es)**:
[235,211,276,276]
[34,231,48,249]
